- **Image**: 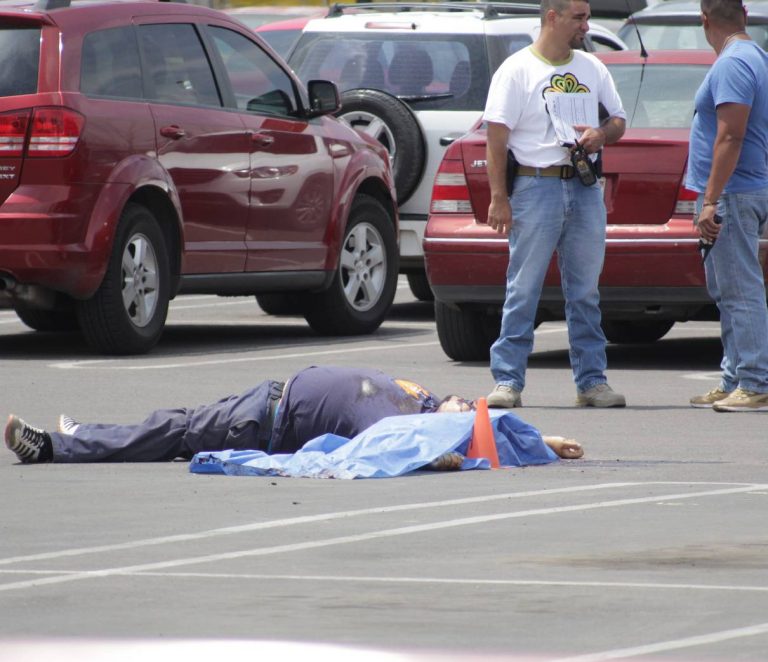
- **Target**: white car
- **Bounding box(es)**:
[287,2,626,300]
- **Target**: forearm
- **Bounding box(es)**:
[704,134,743,204]
[486,123,510,202]
[598,116,626,146]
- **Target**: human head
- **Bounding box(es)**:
[700,0,747,28]
[436,395,476,413]
[700,0,747,48]
[540,0,591,50]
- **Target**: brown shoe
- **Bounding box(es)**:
[713,388,768,412]
[690,388,731,409]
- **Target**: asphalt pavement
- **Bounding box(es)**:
[1,279,766,661]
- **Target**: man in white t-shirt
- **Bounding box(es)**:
[483,0,627,409]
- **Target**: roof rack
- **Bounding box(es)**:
[327,1,541,20]
[33,0,185,10]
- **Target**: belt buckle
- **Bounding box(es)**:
[560,165,574,179]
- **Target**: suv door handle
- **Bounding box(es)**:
[251,132,274,148]
[160,125,186,139]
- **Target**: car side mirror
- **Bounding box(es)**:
[305,79,341,117]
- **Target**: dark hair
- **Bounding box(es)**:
[540,0,589,18]
[701,0,746,25]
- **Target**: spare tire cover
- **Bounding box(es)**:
[337,88,426,206]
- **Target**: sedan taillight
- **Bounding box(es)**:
[0,111,31,157]
[27,108,85,157]
[430,156,472,214]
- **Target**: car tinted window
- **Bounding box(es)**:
[139,23,221,106]
[289,33,490,111]
[0,28,39,96]
[208,26,298,115]
[607,63,710,128]
[619,23,768,50]
[81,27,142,99]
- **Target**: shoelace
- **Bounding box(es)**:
[12,423,48,461]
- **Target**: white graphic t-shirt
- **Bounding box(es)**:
[483,47,626,167]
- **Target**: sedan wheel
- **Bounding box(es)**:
[602,319,674,344]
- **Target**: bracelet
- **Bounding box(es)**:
[702,201,717,208]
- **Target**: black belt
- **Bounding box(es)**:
[257,380,284,452]
[517,165,576,179]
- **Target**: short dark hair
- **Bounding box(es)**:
[701,0,746,25]
[540,0,589,19]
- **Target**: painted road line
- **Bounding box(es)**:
[551,621,768,661]
[0,482,764,593]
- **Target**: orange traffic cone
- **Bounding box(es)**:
[466,397,500,469]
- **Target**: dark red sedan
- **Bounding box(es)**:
[424,50,768,361]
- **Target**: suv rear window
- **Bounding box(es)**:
[607,63,710,129]
[290,33,490,111]
[0,27,40,96]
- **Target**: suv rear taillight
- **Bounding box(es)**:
[0,111,31,157]
[430,157,472,214]
[28,108,85,157]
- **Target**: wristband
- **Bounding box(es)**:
[702,201,717,207]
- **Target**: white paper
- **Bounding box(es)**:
[544,91,599,146]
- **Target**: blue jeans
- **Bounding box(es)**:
[701,189,768,393]
[491,175,608,393]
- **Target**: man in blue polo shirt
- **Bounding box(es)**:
[687,0,768,412]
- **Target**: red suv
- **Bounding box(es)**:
[0,0,398,354]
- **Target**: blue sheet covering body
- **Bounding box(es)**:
[190,410,558,479]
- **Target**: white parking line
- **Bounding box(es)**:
[3,569,767,595]
[0,482,763,593]
[49,339,442,370]
[0,482,640,566]
[550,621,768,661]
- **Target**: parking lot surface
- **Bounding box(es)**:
[1,280,766,661]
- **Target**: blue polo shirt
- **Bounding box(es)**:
[687,40,768,193]
[269,366,441,453]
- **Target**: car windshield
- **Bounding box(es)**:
[288,32,490,111]
[606,62,710,128]
[618,22,768,50]
[0,27,40,96]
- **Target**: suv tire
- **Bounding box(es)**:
[406,272,434,302]
[337,89,425,205]
[304,194,398,335]
[14,306,79,333]
[78,203,170,354]
[255,293,307,316]
[435,300,500,361]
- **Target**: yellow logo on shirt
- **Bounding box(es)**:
[395,379,432,401]
[545,73,590,94]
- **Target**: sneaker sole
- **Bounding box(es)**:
[690,402,719,409]
[713,403,768,412]
[575,400,626,408]
[4,414,14,449]
[487,399,522,408]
